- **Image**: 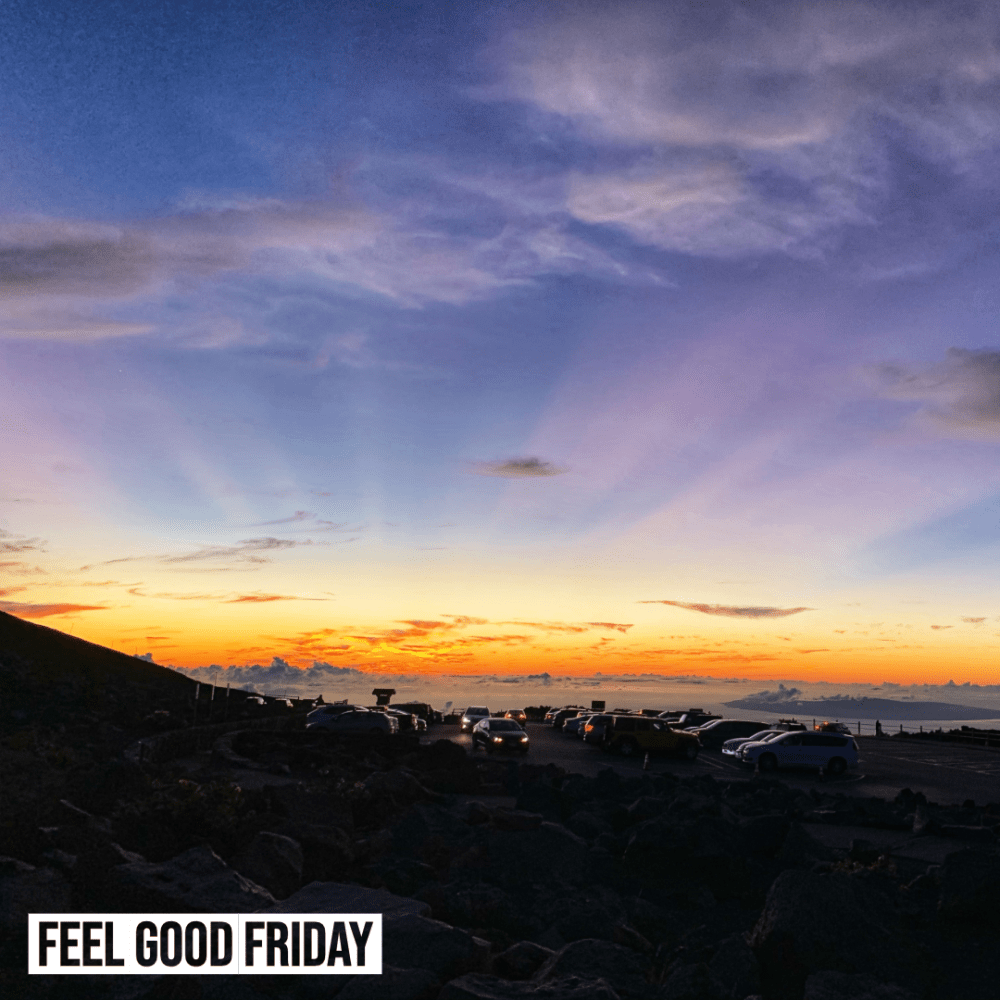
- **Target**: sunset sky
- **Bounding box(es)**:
[4,0,1000,693]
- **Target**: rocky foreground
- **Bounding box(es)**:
[3,728,1000,1000]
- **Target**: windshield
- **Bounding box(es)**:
[490,720,522,731]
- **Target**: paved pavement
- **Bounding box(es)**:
[430,723,1000,806]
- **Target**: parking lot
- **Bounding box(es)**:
[434,722,1000,806]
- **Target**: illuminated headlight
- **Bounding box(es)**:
[520,736,528,742]
[492,736,503,743]
[462,716,470,723]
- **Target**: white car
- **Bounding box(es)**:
[460,706,491,733]
[739,731,859,776]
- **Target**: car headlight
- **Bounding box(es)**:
[520,736,528,742]
[492,736,503,743]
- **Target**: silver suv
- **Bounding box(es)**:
[739,731,859,776]
[307,708,398,736]
[460,706,491,733]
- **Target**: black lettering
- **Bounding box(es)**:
[161,921,182,967]
[291,921,300,966]
[211,922,232,966]
[327,921,351,966]
[105,921,125,966]
[83,922,102,966]
[39,922,58,967]
[303,922,325,966]
[185,921,207,967]
[349,921,373,967]
[245,921,264,967]
[266,922,288,967]
[60,922,80,967]
[137,922,157,967]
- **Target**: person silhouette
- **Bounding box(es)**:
[875,719,882,737]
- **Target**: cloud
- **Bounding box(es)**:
[224,593,327,603]
[473,457,567,477]
[640,600,813,618]
[930,624,954,629]
[739,683,803,702]
[482,2,1000,266]
[587,622,634,633]
[81,536,313,570]
[0,530,45,554]
[0,601,109,618]
[877,348,1000,439]
[254,511,316,526]
[962,617,987,623]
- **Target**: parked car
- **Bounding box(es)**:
[381,708,424,732]
[738,731,859,775]
[563,714,592,737]
[471,718,530,754]
[582,714,615,744]
[686,719,772,749]
[461,706,491,733]
[307,708,398,736]
[814,721,853,735]
[660,708,722,729]
[552,708,585,731]
[306,703,367,725]
[504,709,528,727]
[721,729,789,756]
[393,701,435,723]
[603,715,700,759]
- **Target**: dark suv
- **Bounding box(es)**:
[603,715,700,759]
[686,719,772,749]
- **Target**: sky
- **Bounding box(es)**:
[4,0,1000,700]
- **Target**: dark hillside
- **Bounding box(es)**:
[0,609,194,729]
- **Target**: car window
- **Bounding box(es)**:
[492,720,521,731]
[779,734,802,745]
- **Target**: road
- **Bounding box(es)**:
[431,723,1000,806]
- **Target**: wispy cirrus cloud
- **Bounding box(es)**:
[640,600,814,618]
[224,593,328,603]
[81,536,314,570]
[877,348,1000,439]
[0,601,108,618]
[472,457,567,478]
[587,622,634,633]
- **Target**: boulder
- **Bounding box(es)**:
[565,811,612,842]
[937,847,1000,924]
[708,933,760,999]
[491,809,543,833]
[440,975,620,1000]
[660,961,729,1000]
[416,881,519,933]
[108,845,275,913]
[535,939,652,1000]
[803,970,918,1000]
[229,831,303,900]
[263,881,430,917]
[0,857,71,933]
[493,940,556,979]
[383,912,491,980]
[749,869,922,996]
[337,964,440,1000]
[485,823,589,886]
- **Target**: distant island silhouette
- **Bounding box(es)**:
[725,694,1000,720]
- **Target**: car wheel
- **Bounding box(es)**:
[758,753,777,772]
[618,737,638,757]
[826,757,847,776]
[682,742,699,761]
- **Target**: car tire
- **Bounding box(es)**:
[758,753,777,772]
[682,742,699,761]
[826,757,847,776]
[618,737,638,757]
